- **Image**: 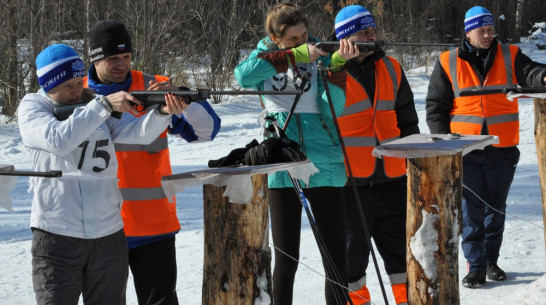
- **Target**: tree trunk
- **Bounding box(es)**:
[514,0,524,42]
[407,154,462,305]
[202,173,272,305]
[533,98,546,255]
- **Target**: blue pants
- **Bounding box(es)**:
[345,178,407,283]
[461,146,519,272]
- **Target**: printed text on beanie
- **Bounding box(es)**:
[88,20,133,63]
[335,5,376,40]
[36,44,86,92]
[464,6,495,32]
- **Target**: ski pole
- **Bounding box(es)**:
[317,61,390,305]
[268,69,354,304]
[287,172,354,305]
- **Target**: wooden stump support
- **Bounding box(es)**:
[533,97,546,254]
[202,173,271,305]
[406,154,462,305]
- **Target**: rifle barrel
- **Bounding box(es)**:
[459,87,546,96]
[130,90,302,96]
[0,170,62,177]
[384,42,457,47]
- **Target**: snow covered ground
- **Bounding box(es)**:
[1,40,545,304]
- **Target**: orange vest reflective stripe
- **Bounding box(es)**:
[439,45,519,147]
[338,56,406,178]
[84,70,180,237]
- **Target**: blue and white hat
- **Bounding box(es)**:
[335,5,376,40]
[464,6,495,32]
[35,44,85,92]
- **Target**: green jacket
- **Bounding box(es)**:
[234,36,348,188]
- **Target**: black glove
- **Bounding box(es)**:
[208,139,259,168]
[244,137,306,166]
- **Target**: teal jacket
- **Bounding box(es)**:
[234,36,348,189]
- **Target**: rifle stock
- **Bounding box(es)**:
[313,40,457,53]
[53,89,302,121]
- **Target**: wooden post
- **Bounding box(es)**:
[406,154,462,305]
[533,97,546,254]
[202,173,271,305]
[372,133,496,305]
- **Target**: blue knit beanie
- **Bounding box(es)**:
[464,6,495,32]
[335,5,376,40]
[36,44,85,92]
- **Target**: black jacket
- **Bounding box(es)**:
[426,38,546,134]
[345,50,420,186]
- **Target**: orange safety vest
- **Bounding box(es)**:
[439,44,519,147]
[338,56,406,178]
[84,70,180,237]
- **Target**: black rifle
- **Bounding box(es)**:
[313,40,457,53]
[459,87,546,97]
[53,89,302,121]
[0,170,62,177]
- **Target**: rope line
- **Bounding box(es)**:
[463,184,544,230]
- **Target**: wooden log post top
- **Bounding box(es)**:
[161,160,317,204]
[372,134,498,159]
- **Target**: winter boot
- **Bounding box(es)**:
[462,271,486,288]
[486,265,506,281]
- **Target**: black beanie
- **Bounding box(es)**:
[88,20,133,62]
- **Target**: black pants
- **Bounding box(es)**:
[269,186,348,305]
[32,228,128,305]
[129,236,178,305]
[345,178,407,284]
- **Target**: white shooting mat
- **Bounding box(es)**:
[161,160,318,204]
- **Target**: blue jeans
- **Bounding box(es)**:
[461,146,519,272]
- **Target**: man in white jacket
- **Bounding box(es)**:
[17,44,187,305]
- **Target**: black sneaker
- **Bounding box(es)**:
[486,265,506,281]
[462,271,486,288]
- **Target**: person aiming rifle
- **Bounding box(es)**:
[18,43,188,305]
[331,5,420,305]
[83,19,221,305]
[234,3,359,305]
[426,6,546,288]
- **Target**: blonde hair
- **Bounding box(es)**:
[265,3,308,40]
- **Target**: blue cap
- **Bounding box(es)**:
[35,44,86,91]
[464,6,495,32]
[335,5,376,40]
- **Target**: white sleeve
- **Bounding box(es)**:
[18,94,111,156]
[179,101,218,142]
[107,106,171,144]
